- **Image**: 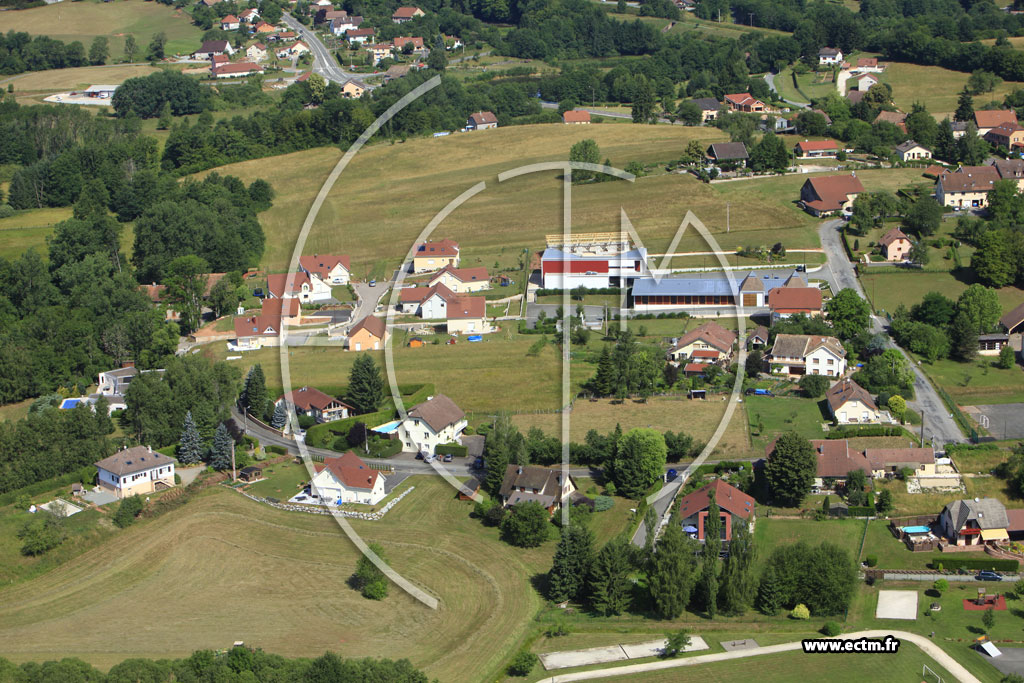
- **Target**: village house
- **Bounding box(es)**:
[330,15,363,35]
[794,139,840,158]
[853,73,878,91]
[341,79,368,98]
[413,239,460,273]
[895,140,932,162]
[365,43,392,65]
[818,47,843,65]
[865,447,936,479]
[826,379,881,424]
[879,227,913,261]
[980,302,1024,356]
[446,295,487,334]
[798,173,864,216]
[984,121,1024,150]
[466,111,498,130]
[941,497,1009,546]
[935,165,1000,208]
[768,333,847,377]
[767,285,823,322]
[690,97,721,123]
[498,465,578,513]
[239,8,260,22]
[856,57,883,71]
[562,109,591,124]
[299,254,350,285]
[96,446,175,499]
[220,14,240,31]
[428,265,490,293]
[310,451,387,505]
[212,62,264,78]
[266,271,332,303]
[443,34,464,49]
[347,315,387,351]
[748,324,770,350]
[253,21,277,35]
[873,110,907,131]
[398,283,456,317]
[392,36,426,54]
[276,386,352,423]
[346,28,375,44]
[398,394,467,456]
[707,142,748,167]
[677,479,755,542]
[724,92,765,113]
[384,64,411,82]
[667,321,737,364]
[276,41,309,59]
[193,40,235,59]
[92,362,164,413]
[392,6,425,23]
[246,42,268,62]
[232,313,282,350]
[993,158,1024,191]
[768,438,935,489]
[974,110,1018,137]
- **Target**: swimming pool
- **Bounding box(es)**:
[901,525,931,534]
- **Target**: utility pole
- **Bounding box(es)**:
[727,201,730,233]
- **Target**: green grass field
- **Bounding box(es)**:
[0,0,204,57]
[774,67,836,104]
[754,517,866,553]
[0,207,73,261]
[745,395,827,454]
[860,271,1024,318]
[916,357,1024,406]
[6,64,161,95]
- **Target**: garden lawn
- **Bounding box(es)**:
[0,0,204,56]
[859,270,1024,320]
[0,399,33,424]
[243,461,310,500]
[745,394,827,453]
[753,517,866,554]
[919,357,1024,406]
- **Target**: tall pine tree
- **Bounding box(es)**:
[588,538,632,616]
[700,489,721,617]
[483,413,528,495]
[347,355,384,415]
[270,401,289,430]
[548,525,595,603]
[178,410,204,465]
[590,346,615,397]
[757,565,783,616]
[242,364,268,420]
[209,422,234,470]
[648,522,697,619]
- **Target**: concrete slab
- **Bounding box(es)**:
[39,499,83,517]
[968,404,1024,440]
[876,590,919,620]
[621,637,709,659]
[80,488,118,507]
[986,646,1024,677]
[539,645,627,670]
[721,639,760,651]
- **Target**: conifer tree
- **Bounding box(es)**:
[209,422,234,470]
[648,522,697,619]
[347,355,384,415]
[548,525,595,603]
[589,538,632,616]
[270,401,289,430]
[757,565,783,616]
[242,364,268,420]
[701,489,721,616]
[719,519,755,615]
[178,410,204,465]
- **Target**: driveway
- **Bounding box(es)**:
[80,488,118,507]
[818,220,966,446]
[763,72,809,109]
[178,466,204,487]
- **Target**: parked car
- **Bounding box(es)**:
[415,453,424,460]
[473,456,484,469]
[443,454,454,463]
[424,453,437,463]
[369,279,376,287]
[977,571,1003,581]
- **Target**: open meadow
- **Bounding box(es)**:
[8,64,163,106]
[0,479,576,680]
[197,124,850,276]
[0,207,72,261]
[0,0,204,56]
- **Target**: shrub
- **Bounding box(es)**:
[929,558,1017,571]
[112,495,144,528]
[604,482,617,496]
[507,651,537,677]
[864,555,878,567]
[821,621,842,636]
[0,204,15,219]
[435,443,468,457]
[593,495,614,511]
[790,604,811,620]
[933,579,948,593]
[265,445,286,455]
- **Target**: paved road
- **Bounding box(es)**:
[818,220,966,446]
[281,13,367,85]
[537,630,980,683]
[763,72,809,109]
[630,478,682,548]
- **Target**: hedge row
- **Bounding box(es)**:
[931,558,1019,572]
[847,506,876,517]
[946,443,1001,458]
[266,445,288,455]
[436,443,469,457]
[826,425,906,439]
[0,465,96,507]
[693,461,751,476]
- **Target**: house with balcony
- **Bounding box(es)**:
[768,334,847,377]
[397,394,467,456]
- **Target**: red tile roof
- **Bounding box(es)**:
[562,109,591,123]
[678,479,755,520]
[975,110,1018,129]
[469,111,497,126]
[393,6,423,17]
[768,286,822,313]
[416,239,460,258]
[260,297,301,318]
[213,62,264,76]
[795,139,839,153]
[724,92,762,108]
[802,174,864,212]
[233,314,279,339]
[448,296,485,319]
[879,227,911,247]
[315,451,381,490]
[430,264,489,285]
[857,57,877,68]
[266,272,310,298]
[349,315,386,339]
[279,386,350,411]
[671,321,737,355]
[826,379,877,413]
[392,36,424,50]
[299,254,350,280]
[939,165,1000,193]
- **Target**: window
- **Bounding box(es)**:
[827,359,834,365]
[812,357,819,364]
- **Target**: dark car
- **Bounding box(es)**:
[415,453,424,460]
[473,456,484,469]
[253,288,265,298]
[977,571,1003,581]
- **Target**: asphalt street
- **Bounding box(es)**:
[281,13,367,86]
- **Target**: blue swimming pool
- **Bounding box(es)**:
[372,420,401,434]
[59,398,83,409]
[901,525,931,534]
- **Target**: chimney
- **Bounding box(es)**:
[517,466,523,475]
[122,360,135,369]
[148,445,152,453]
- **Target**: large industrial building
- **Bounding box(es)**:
[540,233,647,289]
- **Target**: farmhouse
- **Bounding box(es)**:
[446,295,487,334]
[667,321,736,363]
[690,97,721,122]
[398,394,467,456]
[348,315,387,351]
[266,272,332,303]
[768,285,823,322]
[193,40,234,59]
[562,109,591,124]
[429,265,490,293]
[768,334,847,377]
[677,479,755,542]
[707,142,748,166]
[818,47,843,65]
[794,139,839,158]
[392,6,425,22]
[984,121,1024,150]
[498,465,578,513]
[941,497,1009,546]
[724,92,765,113]
[879,227,913,261]
[413,239,460,273]
[935,165,999,208]
[467,111,498,130]
[798,173,864,216]
[96,446,175,499]
[212,62,264,78]
[276,386,352,423]
[540,233,645,289]
[299,254,350,285]
[311,451,386,505]
[826,379,881,424]
[974,110,1018,137]
[895,140,931,162]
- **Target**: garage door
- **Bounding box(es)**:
[742,293,757,307]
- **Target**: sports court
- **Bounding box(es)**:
[876,590,919,620]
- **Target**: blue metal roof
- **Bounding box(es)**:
[632,270,800,296]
